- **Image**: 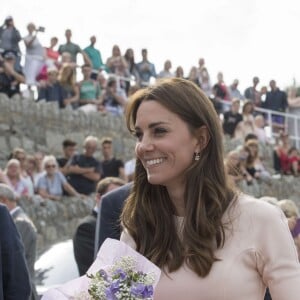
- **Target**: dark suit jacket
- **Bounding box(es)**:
[95,183,132,252]
[11,206,38,300]
[73,210,97,276]
[0,204,31,300]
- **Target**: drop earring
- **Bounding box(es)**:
[194,152,200,161]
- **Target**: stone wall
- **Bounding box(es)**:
[0,94,136,167]
[19,194,95,256]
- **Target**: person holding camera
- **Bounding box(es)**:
[23,22,45,86]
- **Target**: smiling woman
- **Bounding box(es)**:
[120,78,300,300]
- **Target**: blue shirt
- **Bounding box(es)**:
[37,171,67,196]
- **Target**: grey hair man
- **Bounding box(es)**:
[0,183,38,299]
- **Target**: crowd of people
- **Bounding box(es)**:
[1,15,300,121]
[1,15,300,300]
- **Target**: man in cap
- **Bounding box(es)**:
[0,50,25,97]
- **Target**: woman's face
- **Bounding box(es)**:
[7,163,20,177]
[44,161,57,175]
[112,46,120,57]
[134,100,199,190]
[248,144,258,156]
[243,103,253,114]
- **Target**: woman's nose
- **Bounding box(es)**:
[136,136,154,153]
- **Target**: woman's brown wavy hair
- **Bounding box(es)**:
[121,78,236,277]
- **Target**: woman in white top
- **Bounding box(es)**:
[120,78,300,299]
[23,22,45,85]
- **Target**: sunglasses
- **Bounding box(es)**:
[45,164,56,169]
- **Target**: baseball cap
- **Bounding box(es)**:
[3,51,16,60]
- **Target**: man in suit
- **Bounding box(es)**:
[94,182,132,252]
[73,177,125,275]
[0,203,31,299]
[0,183,38,299]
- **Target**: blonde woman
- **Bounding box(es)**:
[36,155,79,201]
[58,63,79,108]
[4,159,29,198]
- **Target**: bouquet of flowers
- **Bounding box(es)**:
[42,239,161,300]
[87,255,155,299]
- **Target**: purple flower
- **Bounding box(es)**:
[97,269,108,280]
[131,283,154,298]
[113,268,127,280]
[105,280,120,300]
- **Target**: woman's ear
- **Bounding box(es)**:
[195,126,210,152]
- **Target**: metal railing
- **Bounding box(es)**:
[218,99,300,148]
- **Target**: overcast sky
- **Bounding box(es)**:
[2,0,300,90]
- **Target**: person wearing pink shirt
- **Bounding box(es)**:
[120,78,300,300]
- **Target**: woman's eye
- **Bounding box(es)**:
[154,127,167,135]
[133,131,143,141]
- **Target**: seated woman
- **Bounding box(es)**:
[3,159,29,198]
[36,155,79,201]
[234,101,255,140]
[273,131,292,174]
[58,63,79,109]
[224,149,251,186]
[244,139,271,183]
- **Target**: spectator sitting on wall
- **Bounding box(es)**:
[0,51,25,97]
[37,66,65,108]
[78,64,102,113]
[3,159,29,198]
[12,148,35,196]
[254,114,269,144]
[273,131,292,174]
[36,155,80,201]
[234,101,255,140]
[99,76,127,116]
[244,139,271,183]
[58,63,79,108]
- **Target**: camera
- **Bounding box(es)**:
[37,26,45,33]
